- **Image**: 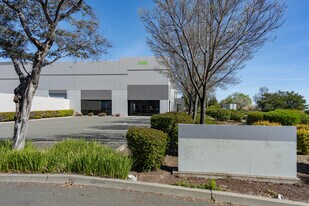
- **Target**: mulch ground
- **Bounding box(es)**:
[131,155,309,203]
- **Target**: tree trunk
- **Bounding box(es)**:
[192,95,199,123]
[199,87,207,124]
[13,81,36,150]
[188,98,192,115]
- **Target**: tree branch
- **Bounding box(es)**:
[3,0,43,49]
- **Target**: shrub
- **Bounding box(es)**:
[264,110,301,126]
[151,112,193,155]
[206,108,231,121]
[297,129,309,155]
[253,121,281,126]
[88,112,94,116]
[75,112,83,116]
[0,110,74,122]
[246,111,265,125]
[98,112,107,116]
[296,124,309,131]
[194,114,215,124]
[305,110,309,115]
[300,113,309,124]
[229,110,245,122]
[0,139,132,179]
[0,112,15,122]
[126,128,168,172]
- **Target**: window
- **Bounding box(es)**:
[81,100,112,115]
[49,90,67,99]
[128,100,160,116]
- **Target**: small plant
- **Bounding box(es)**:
[126,128,168,172]
[173,179,220,191]
[88,112,94,116]
[98,112,107,116]
[266,189,278,198]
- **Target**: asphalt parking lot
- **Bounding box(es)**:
[0,116,150,149]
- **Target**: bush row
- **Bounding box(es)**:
[0,110,74,122]
[150,112,194,155]
[246,109,309,126]
[0,139,133,179]
[206,107,245,122]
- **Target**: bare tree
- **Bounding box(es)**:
[0,0,111,150]
[140,0,285,124]
[158,52,200,120]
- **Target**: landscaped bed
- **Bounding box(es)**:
[131,155,309,203]
[0,139,132,179]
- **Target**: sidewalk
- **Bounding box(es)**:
[0,174,307,206]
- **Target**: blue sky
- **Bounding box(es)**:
[87,0,309,103]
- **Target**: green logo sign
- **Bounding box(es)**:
[138,61,148,65]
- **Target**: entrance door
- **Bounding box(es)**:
[128,100,160,116]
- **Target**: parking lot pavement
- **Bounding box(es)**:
[0,116,150,148]
[0,182,222,206]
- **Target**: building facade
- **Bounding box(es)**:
[0,57,176,116]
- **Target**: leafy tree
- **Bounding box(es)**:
[220,92,252,110]
[0,0,111,150]
[207,95,219,108]
[256,90,308,112]
[253,87,269,104]
[140,0,285,124]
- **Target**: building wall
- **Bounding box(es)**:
[0,57,175,115]
[0,93,70,112]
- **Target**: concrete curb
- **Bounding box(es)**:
[0,174,307,206]
[0,116,74,125]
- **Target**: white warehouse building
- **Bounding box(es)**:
[0,57,177,116]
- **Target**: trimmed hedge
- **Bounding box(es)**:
[263,110,302,126]
[0,109,74,122]
[151,112,194,155]
[126,128,168,172]
[296,125,309,155]
[206,108,231,121]
[0,112,15,122]
[247,110,309,126]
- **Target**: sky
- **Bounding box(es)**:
[86,0,309,103]
[1,1,308,103]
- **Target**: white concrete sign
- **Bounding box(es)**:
[0,93,70,112]
[178,124,297,182]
